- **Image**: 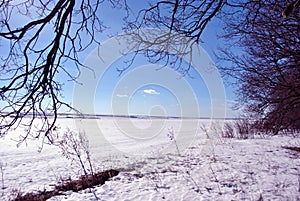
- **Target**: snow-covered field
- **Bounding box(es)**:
[0,118,299,200]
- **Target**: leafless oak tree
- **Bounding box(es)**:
[0,0,227,143]
[119,0,226,76]
[0,0,107,143]
[219,0,300,134]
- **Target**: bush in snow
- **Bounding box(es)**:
[234,119,254,139]
[56,129,94,176]
[222,122,235,138]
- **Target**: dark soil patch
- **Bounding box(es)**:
[282,146,300,153]
[14,169,119,201]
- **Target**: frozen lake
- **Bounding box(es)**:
[1,117,299,200]
[0,117,217,156]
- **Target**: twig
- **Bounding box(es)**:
[298,173,300,193]
[167,127,180,155]
[185,170,202,193]
[209,163,222,195]
[0,161,5,197]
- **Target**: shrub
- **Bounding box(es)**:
[222,122,235,138]
[234,119,253,139]
[56,129,94,176]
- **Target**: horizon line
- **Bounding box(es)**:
[1,112,240,120]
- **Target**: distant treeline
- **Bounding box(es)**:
[1,112,240,120]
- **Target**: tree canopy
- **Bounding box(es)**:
[0,0,299,142]
[219,0,300,134]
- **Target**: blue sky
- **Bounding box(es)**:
[71,1,238,118]
[93,55,212,117]
[70,28,236,118]
[62,1,238,118]
[0,1,239,118]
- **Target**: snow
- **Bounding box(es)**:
[0,118,299,200]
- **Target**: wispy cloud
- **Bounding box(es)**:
[226,99,238,105]
[116,94,128,98]
[143,89,160,95]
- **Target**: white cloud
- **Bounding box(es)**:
[116,94,128,98]
[226,99,238,104]
[143,89,160,95]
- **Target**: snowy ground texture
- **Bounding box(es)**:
[0,118,300,201]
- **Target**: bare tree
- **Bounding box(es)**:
[218,0,300,134]
[0,0,109,143]
[0,0,229,143]
[282,0,300,18]
[120,0,226,75]
[6,0,296,141]
[125,0,225,43]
